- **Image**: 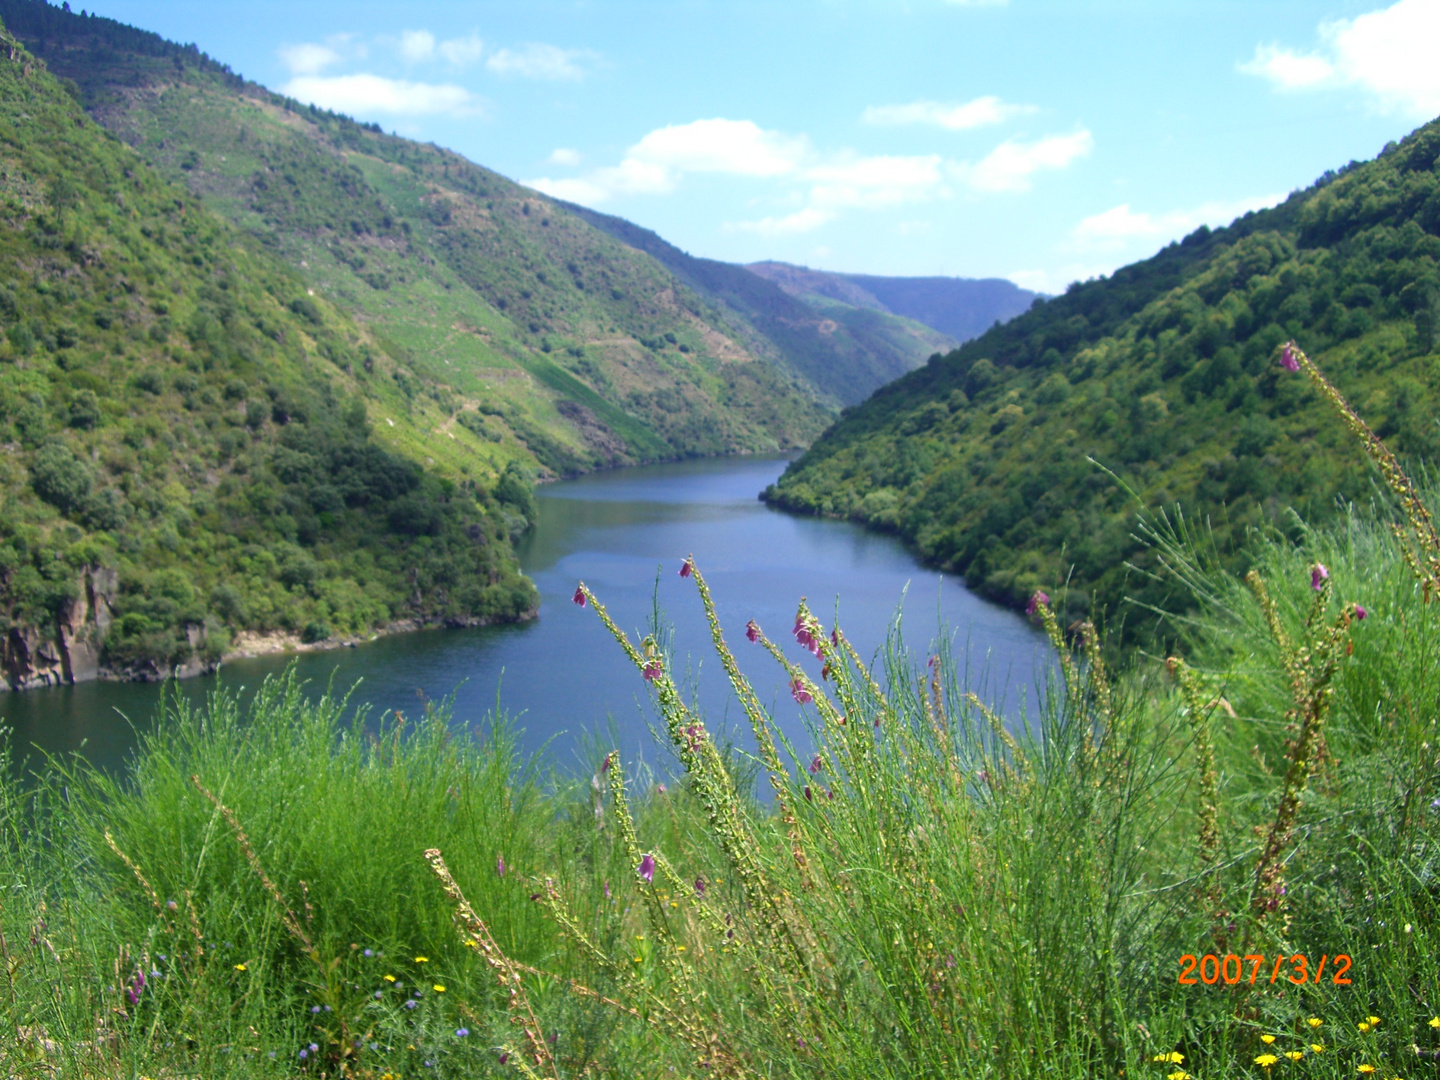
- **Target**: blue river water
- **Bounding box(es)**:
[2,456,1052,778]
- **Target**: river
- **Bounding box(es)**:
[2,456,1051,778]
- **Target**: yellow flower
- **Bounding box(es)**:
[1261,1034,1276,1044]
[383,974,397,982]
[1307,1018,1323,1028]
[1284,1051,1304,1062]
[432,984,445,993]
[1310,1044,1324,1053]
[414,956,429,963]
[1165,1052,1184,1064]
[1166,1072,1190,1080]
[234,963,247,971]
[1255,1053,1278,1068]
[1431,1017,1440,1029]
[1365,1016,1379,1026]
[1357,1065,1376,1075]
[463,939,478,948]
[1358,1023,1371,1033]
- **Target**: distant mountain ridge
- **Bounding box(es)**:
[746,262,1040,341]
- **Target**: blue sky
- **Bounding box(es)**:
[83,0,1440,291]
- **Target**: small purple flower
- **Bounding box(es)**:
[312,1005,322,1014]
[1311,563,1329,590]
[804,786,813,802]
[694,876,706,896]
[791,678,812,705]
[603,880,612,900]
[298,1049,309,1060]
[657,783,667,794]
[602,752,613,773]
[499,1052,510,1065]
[455,1028,469,1038]
[496,854,506,878]
[374,991,382,999]
[1280,343,1300,372]
[679,560,692,578]
[945,953,956,969]
[745,620,759,643]
[1354,604,1367,620]
[309,1043,319,1053]
[165,900,177,911]
[126,970,145,1006]
[404,999,418,1010]
[1025,590,1050,617]
[809,754,822,774]
[363,948,374,958]
[642,657,663,681]
[572,586,586,607]
[639,853,655,883]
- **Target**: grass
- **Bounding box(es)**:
[2,346,1438,1078]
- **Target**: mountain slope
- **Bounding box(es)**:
[0,21,537,689]
[767,120,1440,644]
[560,203,954,404]
[0,0,839,469]
[746,261,1039,341]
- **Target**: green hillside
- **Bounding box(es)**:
[0,22,537,688]
[0,0,837,473]
[768,118,1440,643]
[561,203,955,404]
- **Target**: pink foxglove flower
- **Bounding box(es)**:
[638,854,655,883]
[1280,343,1300,372]
[642,657,663,681]
[809,754,822,774]
[1025,591,1050,616]
[1354,604,1368,620]
[1311,563,1329,591]
[745,620,759,643]
[694,876,706,896]
[791,677,812,705]
[679,560,692,578]
[496,855,506,878]
[572,586,586,607]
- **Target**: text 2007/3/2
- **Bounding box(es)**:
[1178,953,1352,986]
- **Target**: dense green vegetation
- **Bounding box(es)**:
[0,23,535,684]
[767,117,1440,644]
[3,396,1437,1073]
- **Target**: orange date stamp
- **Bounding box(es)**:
[1178,953,1352,986]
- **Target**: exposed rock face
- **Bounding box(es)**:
[1,564,220,691]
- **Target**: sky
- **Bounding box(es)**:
[78,0,1440,293]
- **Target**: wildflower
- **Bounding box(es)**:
[1255,1054,1278,1068]
[126,971,145,1006]
[604,880,611,900]
[1167,1072,1190,1080]
[679,560,692,578]
[1153,1052,1184,1063]
[1312,563,1329,590]
[1025,590,1049,616]
[642,657,663,681]
[694,876,706,896]
[1366,1016,1379,1026]
[404,1000,418,1010]
[496,855,506,878]
[374,991,382,999]
[809,754,822,774]
[572,586,586,607]
[309,1044,319,1053]
[414,956,429,963]
[1285,1051,1304,1062]
[363,948,374,958]
[1310,1044,1324,1053]
[1431,1017,1440,1029]
[384,974,397,982]
[499,1053,509,1065]
[804,786,813,801]
[312,1006,322,1014]
[1261,1034,1276,1044]
[1357,1066,1376,1075]
[234,963,247,972]
[657,783,667,794]
[432,984,445,993]
[455,1028,469,1037]
[1354,604,1368,619]
[639,854,655,883]
[1358,1022,1371,1032]
[299,1049,309,1060]
[1280,343,1300,372]
[1307,1018,1323,1028]
[791,677,812,704]
[165,899,177,911]
[745,620,759,643]
[602,753,613,773]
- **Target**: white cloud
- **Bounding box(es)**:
[808,154,945,209]
[726,207,836,236]
[1241,0,1440,116]
[629,118,807,177]
[958,130,1093,192]
[1072,194,1286,250]
[399,29,436,62]
[1239,45,1335,89]
[486,43,591,81]
[279,42,343,76]
[860,95,1034,130]
[438,34,484,66]
[282,73,478,116]
[547,147,582,167]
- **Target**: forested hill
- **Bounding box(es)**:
[0,22,537,689]
[767,118,1440,643]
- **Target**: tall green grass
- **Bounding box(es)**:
[2,344,1439,1078]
